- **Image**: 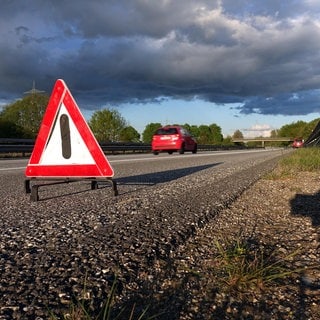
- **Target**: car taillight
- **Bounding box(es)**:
[172,134,179,141]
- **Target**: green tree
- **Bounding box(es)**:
[0,93,49,138]
[0,119,24,138]
[119,126,140,142]
[197,125,211,144]
[232,130,244,146]
[183,124,199,138]
[209,123,223,144]
[278,121,307,139]
[232,130,244,139]
[142,122,162,143]
[304,118,320,139]
[189,125,199,138]
[88,109,127,142]
[182,123,192,133]
[270,129,278,137]
[223,135,234,145]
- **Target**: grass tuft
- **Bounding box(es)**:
[49,277,155,320]
[212,233,302,294]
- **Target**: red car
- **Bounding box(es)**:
[292,138,304,148]
[151,125,197,155]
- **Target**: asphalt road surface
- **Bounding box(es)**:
[0,149,289,319]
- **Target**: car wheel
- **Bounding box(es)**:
[168,151,173,154]
[192,144,197,154]
[178,144,185,154]
[153,151,159,155]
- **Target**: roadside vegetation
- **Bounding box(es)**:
[212,232,301,294]
[268,147,320,179]
[49,278,157,320]
[280,147,320,172]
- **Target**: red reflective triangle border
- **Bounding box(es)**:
[25,79,114,178]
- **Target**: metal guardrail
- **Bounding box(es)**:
[232,137,294,148]
[0,139,151,155]
[0,138,251,156]
[232,137,293,142]
[0,139,35,156]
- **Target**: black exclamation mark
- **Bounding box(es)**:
[60,114,71,159]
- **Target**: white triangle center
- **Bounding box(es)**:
[39,103,95,165]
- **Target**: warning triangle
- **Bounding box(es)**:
[25,79,114,178]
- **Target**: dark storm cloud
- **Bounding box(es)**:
[239,90,320,115]
[0,0,320,117]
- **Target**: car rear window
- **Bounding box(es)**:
[154,128,178,135]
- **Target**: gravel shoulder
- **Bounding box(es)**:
[148,171,320,319]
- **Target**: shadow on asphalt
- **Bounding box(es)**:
[28,163,222,201]
[115,162,222,186]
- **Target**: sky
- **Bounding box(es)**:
[1,0,320,137]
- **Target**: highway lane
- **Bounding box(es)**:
[0,159,28,172]
[0,148,288,200]
[0,148,286,174]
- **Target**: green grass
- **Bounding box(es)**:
[268,147,320,178]
[212,234,302,294]
[49,278,156,320]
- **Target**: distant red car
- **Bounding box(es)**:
[292,138,304,148]
[151,125,197,155]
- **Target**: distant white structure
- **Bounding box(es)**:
[24,81,45,95]
[243,124,272,138]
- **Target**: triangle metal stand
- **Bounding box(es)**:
[24,178,118,201]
